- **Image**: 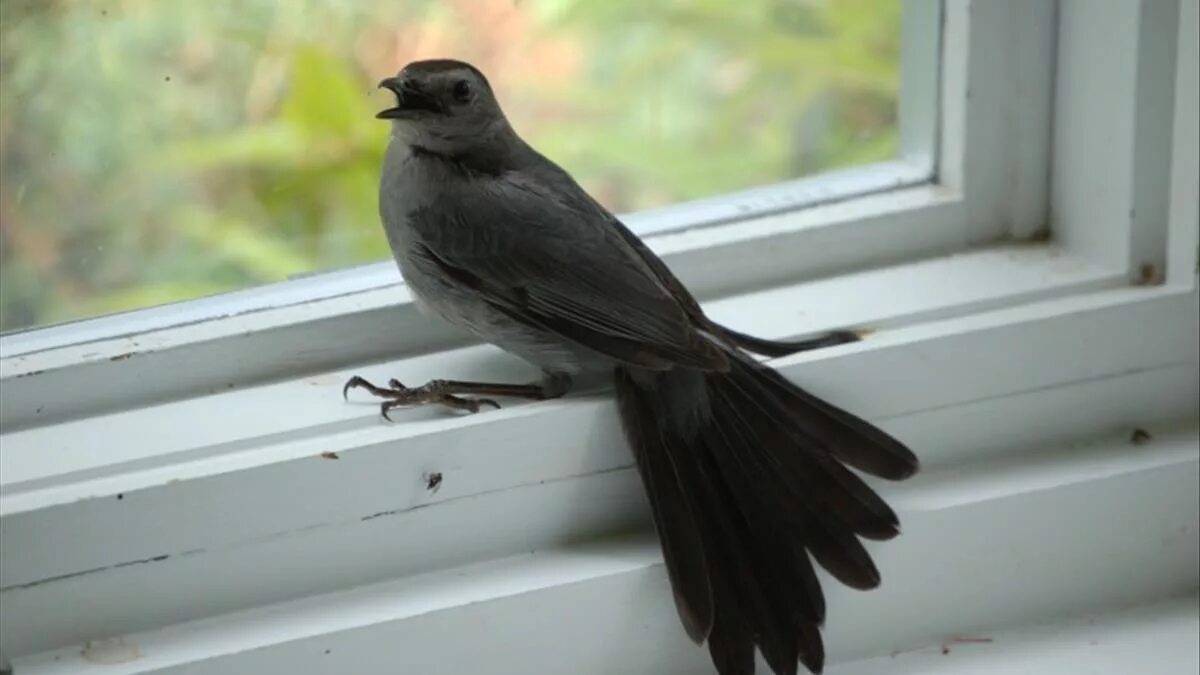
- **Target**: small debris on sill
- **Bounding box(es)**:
[306,374,342,386]
[1027,227,1052,242]
[940,636,994,655]
[424,471,443,493]
[1135,262,1163,286]
[319,451,340,460]
[1130,428,1153,446]
[82,638,141,664]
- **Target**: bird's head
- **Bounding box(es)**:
[376,59,513,158]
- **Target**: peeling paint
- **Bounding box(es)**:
[424,471,443,493]
[361,506,411,522]
[82,638,141,664]
[114,555,169,570]
[306,374,342,386]
[1136,262,1163,286]
[940,636,994,655]
[0,553,174,592]
[361,464,633,523]
[4,465,637,592]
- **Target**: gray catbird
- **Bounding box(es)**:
[344,59,918,675]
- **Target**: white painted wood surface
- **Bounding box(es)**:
[9,426,1198,674]
[1053,0,1184,277]
[0,244,1124,497]
[832,595,1200,675]
[2,280,1196,660]
[1168,0,1199,287]
[939,0,1056,242]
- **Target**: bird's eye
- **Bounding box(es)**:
[451,80,472,103]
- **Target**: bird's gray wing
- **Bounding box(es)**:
[408,174,727,372]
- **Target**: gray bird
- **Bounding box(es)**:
[344,59,918,675]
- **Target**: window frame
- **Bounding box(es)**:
[0,0,1056,430]
[3,0,1198,670]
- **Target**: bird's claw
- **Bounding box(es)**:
[342,375,367,401]
[343,374,501,419]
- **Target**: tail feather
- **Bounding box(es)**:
[614,344,917,675]
[707,612,756,675]
[615,369,714,643]
[692,433,806,675]
[714,325,860,359]
[750,357,919,480]
[722,356,901,541]
[708,369,881,592]
[796,624,825,674]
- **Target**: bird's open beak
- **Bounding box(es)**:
[376,77,444,119]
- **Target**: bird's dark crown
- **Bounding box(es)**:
[401,59,491,89]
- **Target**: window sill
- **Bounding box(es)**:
[0,242,1127,497]
[7,424,1197,673]
[1,241,1195,662]
[835,594,1199,675]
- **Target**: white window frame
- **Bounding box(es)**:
[2,0,1024,428]
[2,1,1197,672]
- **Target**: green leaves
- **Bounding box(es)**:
[282,47,378,138]
[0,1,902,332]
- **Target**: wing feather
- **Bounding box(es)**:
[409,175,727,371]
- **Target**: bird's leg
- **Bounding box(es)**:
[343,372,571,420]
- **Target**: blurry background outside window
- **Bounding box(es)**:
[0,0,902,333]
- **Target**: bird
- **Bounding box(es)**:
[343,58,919,675]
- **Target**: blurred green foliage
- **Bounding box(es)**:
[0,0,900,333]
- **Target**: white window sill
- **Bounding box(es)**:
[1,244,1196,665]
[0,242,1128,497]
[833,594,1199,675]
[6,423,1197,673]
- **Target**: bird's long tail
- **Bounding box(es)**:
[613,348,917,675]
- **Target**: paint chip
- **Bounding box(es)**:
[82,638,141,664]
[940,636,993,655]
[424,471,443,493]
[1136,262,1163,286]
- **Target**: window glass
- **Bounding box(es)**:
[0,0,902,332]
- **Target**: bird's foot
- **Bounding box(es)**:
[342,375,500,420]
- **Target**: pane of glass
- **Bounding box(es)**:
[0,0,904,333]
